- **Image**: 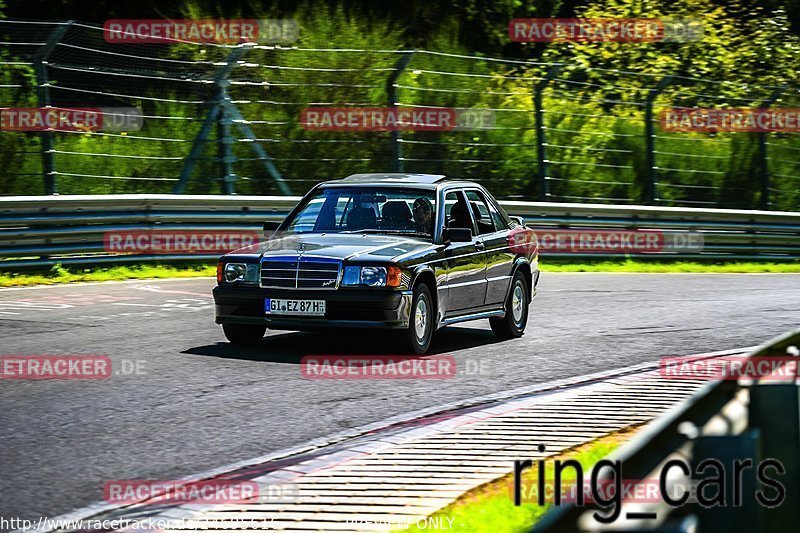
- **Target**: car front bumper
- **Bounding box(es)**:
[213,285,414,330]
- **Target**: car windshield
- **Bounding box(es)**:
[285,186,437,238]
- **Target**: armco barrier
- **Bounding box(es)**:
[1,195,800,269]
[532,329,800,532]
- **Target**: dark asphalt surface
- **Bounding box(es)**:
[1,273,799,524]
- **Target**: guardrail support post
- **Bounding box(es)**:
[534,66,563,202]
[748,383,800,530]
[33,21,72,195]
[757,87,785,210]
[386,51,415,173]
[644,75,673,205]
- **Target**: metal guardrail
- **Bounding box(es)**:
[1,195,800,269]
[533,329,800,533]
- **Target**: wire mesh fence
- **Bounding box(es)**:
[1,19,799,210]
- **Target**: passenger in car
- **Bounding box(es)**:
[346,206,376,229]
[448,198,472,230]
[381,200,414,230]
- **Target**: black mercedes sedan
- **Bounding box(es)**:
[213,173,539,354]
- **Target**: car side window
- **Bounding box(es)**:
[465,190,496,235]
[444,191,474,232]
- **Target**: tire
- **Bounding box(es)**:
[223,323,266,345]
[490,271,529,339]
[405,283,434,355]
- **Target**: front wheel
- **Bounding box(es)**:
[490,271,529,339]
[405,283,434,354]
[223,323,266,345]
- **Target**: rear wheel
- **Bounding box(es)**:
[490,271,529,339]
[405,283,434,355]
[223,323,266,345]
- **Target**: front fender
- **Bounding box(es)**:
[510,256,538,302]
[409,265,448,330]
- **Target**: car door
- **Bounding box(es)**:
[464,189,514,307]
[442,189,487,314]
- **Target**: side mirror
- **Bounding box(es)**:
[263,220,280,236]
[510,215,525,227]
[443,227,473,243]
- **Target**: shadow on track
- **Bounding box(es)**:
[182,325,504,364]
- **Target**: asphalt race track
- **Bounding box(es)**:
[1,273,799,524]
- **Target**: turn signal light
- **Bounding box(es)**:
[387,266,402,287]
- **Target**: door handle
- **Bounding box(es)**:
[475,240,485,251]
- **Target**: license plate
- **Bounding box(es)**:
[265,298,326,317]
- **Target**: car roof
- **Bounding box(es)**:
[323,173,448,186]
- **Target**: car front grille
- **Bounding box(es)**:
[260,256,341,289]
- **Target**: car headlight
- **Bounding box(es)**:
[342,265,401,287]
[223,262,259,284]
[361,266,387,287]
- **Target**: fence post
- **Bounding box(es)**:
[643,75,673,204]
[174,45,248,194]
[534,65,563,201]
[224,102,292,195]
[386,51,415,173]
[33,21,72,195]
[217,82,237,194]
[757,87,785,210]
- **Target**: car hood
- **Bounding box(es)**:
[227,232,434,262]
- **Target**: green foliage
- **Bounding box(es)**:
[539,0,800,90]
[0,0,799,210]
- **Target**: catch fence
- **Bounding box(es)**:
[1,19,799,210]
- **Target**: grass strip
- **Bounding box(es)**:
[542,258,800,273]
[1,259,799,287]
[0,263,216,287]
[399,428,637,532]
